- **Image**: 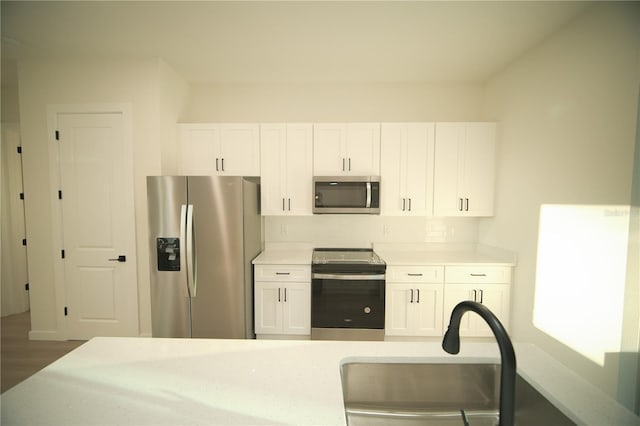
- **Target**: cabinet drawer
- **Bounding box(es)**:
[445,266,511,284]
[254,265,311,282]
[386,266,444,283]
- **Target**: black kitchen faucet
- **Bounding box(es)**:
[442,301,516,426]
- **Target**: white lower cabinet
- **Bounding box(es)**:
[385,266,444,337]
[385,264,511,338]
[442,266,511,337]
[254,265,311,337]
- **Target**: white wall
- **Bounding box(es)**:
[182,82,484,122]
[265,216,479,248]
[479,2,640,409]
[17,57,188,338]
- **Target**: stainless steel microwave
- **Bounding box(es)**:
[313,176,380,214]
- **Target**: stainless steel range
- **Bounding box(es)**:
[311,248,386,341]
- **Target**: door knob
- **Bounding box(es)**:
[108,255,126,262]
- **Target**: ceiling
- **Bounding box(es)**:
[1,1,592,87]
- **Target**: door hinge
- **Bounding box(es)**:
[55,130,60,140]
[61,249,65,259]
[19,192,24,200]
[58,190,63,200]
[22,238,27,246]
[17,146,22,154]
[64,307,68,316]
[25,283,29,291]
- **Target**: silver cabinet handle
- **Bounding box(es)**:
[288,198,291,211]
[282,198,285,211]
[215,158,219,172]
[465,198,469,211]
[348,158,351,171]
[408,198,412,211]
[402,198,406,211]
[459,198,464,211]
[342,158,346,171]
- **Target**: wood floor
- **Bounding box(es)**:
[1,311,85,393]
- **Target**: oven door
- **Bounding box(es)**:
[311,272,385,329]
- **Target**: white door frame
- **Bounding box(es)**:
[46,103,135,340]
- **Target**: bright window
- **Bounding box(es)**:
[533,204,630,366]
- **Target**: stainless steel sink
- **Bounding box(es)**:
[341,362,576,426]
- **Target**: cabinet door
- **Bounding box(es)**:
[443,285,476,336]
[254,282,283,334]
[260,124,287,215]
[284,124,313,215]
[404,123,434,215]
[433,123,464,216]
[218,124,260,176]
[443,284,510,337]
[179,124,219,175]
[471,285,510,337]
[380,124,405,215]
[413,284,443,336]
[380,123,433,216]
[345,123,380,175]
[313,124,346,175]
[385,284,413,336]
[282,283,311,335]
[462,123,495,216]
[433,122,495,217]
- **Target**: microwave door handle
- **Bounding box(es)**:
[366,182,371,208]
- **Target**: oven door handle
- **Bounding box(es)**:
[312,273,386,281]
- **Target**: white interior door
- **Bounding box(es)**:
[57,112,138,339]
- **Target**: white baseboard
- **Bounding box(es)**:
[28,330,63,341]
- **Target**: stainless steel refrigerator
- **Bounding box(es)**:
[146,176,262,338]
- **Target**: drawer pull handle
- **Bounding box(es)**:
[470,273,487,277]
[407,273,423,277]
[276,272,291,275]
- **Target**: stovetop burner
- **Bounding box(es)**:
[312,248,385,264]
[311,248,385,273]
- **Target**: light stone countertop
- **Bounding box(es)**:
[1,338,638,426]
[252,244,313,265]
[251,243,516,267]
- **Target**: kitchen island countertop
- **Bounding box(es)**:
[1,338,638,426]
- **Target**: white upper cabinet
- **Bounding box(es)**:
[433,122,496,216]
[178,123,260,176]
[381,123,435,216]
[260,124,313,216]
[313,123,381,175]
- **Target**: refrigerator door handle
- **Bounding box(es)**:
[179,204,189,298]
[186,204,197,298]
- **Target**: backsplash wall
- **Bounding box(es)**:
[264,216,479,247]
